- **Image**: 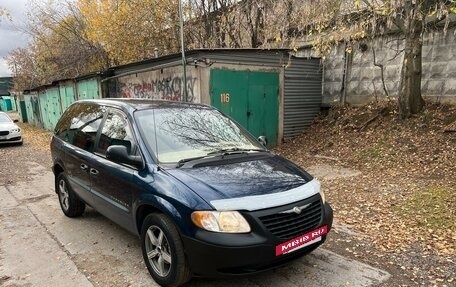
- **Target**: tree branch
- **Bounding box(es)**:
[372,48,390,98]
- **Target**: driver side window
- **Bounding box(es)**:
[96,111,137,157]
[62,104,104,151]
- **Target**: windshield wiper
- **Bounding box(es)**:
[176,148,268,168]
[206,147,267,156]
[176,155,212,168]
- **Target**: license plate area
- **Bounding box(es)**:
[275,225,327,256]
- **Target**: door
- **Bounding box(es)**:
[89,109,138,232]
[5,98,12,110]
[210,69,248,126]
[20,101,27,123]
[60,84,75,112]
[39,92,51,130]
[247,73,279,146]
[61,103,105,203]
[210,69,279,147]
[77,79,100,100]
[47,88,62,130]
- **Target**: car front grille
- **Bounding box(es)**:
[0,131,9,136]
[258,198,322,240]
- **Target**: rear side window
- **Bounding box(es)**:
[96,110,137,156]
[55,103,104,151]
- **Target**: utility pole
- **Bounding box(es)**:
[178,0,188,102]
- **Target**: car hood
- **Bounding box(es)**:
[0,122,17,130]
[166,153,313,205]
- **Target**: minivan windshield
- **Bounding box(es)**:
[135,106,265,164]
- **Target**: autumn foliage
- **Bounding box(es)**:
[3,0,456,118]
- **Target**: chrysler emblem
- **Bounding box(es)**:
[280,203,311,215]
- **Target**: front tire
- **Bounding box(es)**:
[56,173,85,217]
[141,213,192,287]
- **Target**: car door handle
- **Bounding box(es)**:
[90,168,99,176]
[80,163,88,171]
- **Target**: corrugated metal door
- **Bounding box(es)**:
[210,69,279,147]
[283,58,322,139]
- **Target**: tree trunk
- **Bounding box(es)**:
[398,7,425,119]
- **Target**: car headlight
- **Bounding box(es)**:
[320,189,326,204]
[191,211,251,233]
[313,179,325,204]
[11,128,21,133]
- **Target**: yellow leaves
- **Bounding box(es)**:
[354,0,361,8]
[450,7,456,14]
[0,6,11,22]
[79,0,179,65]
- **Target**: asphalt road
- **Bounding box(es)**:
[0,160,390,287]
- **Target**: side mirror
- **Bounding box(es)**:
[258,135,268,147]
[106,145,143,169]
[13,119,19,123]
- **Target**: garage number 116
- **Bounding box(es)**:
[221,93,230,104]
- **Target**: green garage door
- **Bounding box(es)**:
[210,69,279,147]
[60,84,75,111]
[47,88,62,130]
[77,79,100,100]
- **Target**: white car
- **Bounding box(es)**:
[0,111,23,145]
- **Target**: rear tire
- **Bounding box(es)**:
[56,173,85,217]
[141,213,192,287]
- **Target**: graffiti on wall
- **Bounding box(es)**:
[119,75,198,102]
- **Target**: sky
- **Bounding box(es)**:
[0,0,30,77]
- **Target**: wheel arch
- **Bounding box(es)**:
[53,163,64,176]
[135,198,187,237]
[136,204,163,236]
[53,163,65,194]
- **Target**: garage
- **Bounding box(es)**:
[105,49,323,146]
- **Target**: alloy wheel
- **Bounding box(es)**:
[145,226,172,277]
[58,179,69,211]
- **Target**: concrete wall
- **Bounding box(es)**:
[114,66,202,103]
[297,27,456,105]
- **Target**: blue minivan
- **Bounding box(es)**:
[50,99,333,287]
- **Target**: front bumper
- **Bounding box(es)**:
[182,202,333,277]
[0,132,22,144]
